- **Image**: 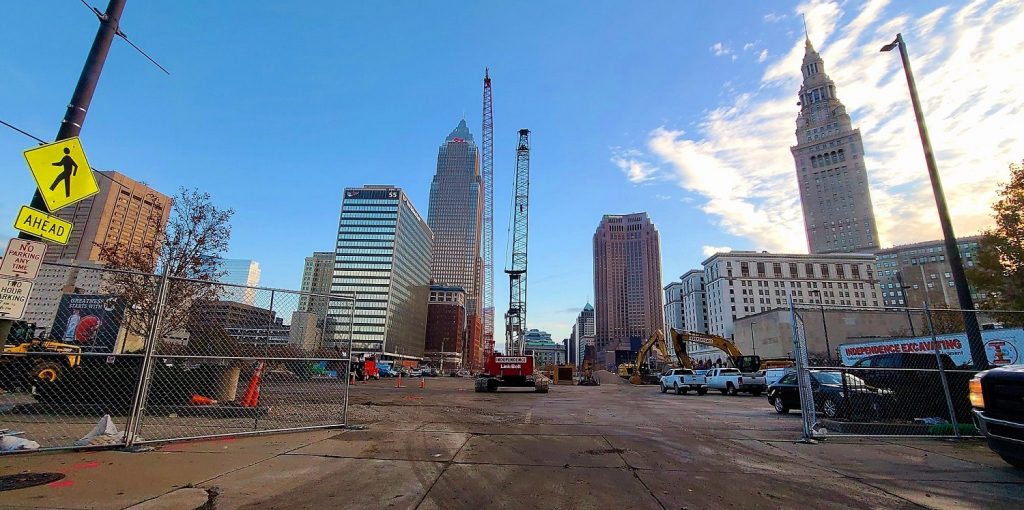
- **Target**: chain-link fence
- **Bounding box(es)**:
[1,262,355,453]
[761,302,1023,439]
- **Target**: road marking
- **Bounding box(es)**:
[524,410,532,424]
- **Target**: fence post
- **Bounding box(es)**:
[124,268,170,448]
[924,302,961,439]
[342,293,356,426]
[789,296,818,442]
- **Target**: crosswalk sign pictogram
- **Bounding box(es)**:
[24,137,100,212]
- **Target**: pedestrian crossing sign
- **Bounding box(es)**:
[24,137,100,212]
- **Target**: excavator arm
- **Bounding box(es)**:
[673,330,761,373]
[667,329,693,370]
[628,330,667,384]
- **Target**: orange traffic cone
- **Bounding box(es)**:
[241,361,265,408]
[191,394,218,406]
[395,374,404,388]
[419,377,425,389]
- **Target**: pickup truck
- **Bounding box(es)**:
[971,365,1024,469]
[706,367,767,396]
[659,368,708,395]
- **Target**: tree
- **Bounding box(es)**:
[967,160,1024,326]
[99,188,234,346]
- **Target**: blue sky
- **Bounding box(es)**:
[2,1,1021,346]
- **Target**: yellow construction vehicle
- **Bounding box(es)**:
[671,330,763,373]
[629,330,671,385]
[1,321,82,388]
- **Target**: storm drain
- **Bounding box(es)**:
[0,472,66,491]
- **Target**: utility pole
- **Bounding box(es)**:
[19,0,127,240]
[881,33,987,369]
[896,271,917,336]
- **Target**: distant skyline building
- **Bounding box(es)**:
[593,213,665,368]
[790,36,879,254]
[427,119,484,367]
[874,236,984,309]
[571,303,596,368]
[424,284,467,369]
[43,171,170,264]
[297,251,334,323]
[220,258,261,305]
[663,281,683,357]
[524,328,565,367]
[329,186,433,359]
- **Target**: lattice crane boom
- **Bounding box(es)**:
[505,129,530,356]
[481,69,495,361]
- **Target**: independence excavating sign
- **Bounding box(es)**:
[840,328,1024,367]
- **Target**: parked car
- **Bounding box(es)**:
[706,367,767,396]
[409,368,424,377]
[767,370,897,420]
[850,352,971,421]
[660,368,708,395]
[455,369,472,378]
[970,365,1024,469]
[764,367,792,387]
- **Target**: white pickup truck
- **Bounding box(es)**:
[705,368,767,396]
[659,368,708,395]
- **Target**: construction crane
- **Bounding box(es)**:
[475,129,546,393]
[481,68,495,361]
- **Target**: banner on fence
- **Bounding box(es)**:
[840,328,1024,367]
[49,293,125,353]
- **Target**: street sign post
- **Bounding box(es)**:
[13,206,73,245]
[23,136,100,212]
[0,278,33,320]
[0,238,47,280]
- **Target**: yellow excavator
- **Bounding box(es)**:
[1,321,82,389]
[669,330,794,373]
[628,330,673,385]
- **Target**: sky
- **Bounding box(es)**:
[1,1,1022,349]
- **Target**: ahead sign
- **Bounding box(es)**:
[0,278,33,319]
[0,238,47,280]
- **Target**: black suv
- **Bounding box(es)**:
[971,365,1024,468]
[851,353,971,420]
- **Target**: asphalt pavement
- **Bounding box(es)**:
[1,375,1021,509]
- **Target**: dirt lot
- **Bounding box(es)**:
[2,376,1023,509]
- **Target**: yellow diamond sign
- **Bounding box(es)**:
[24,137,100,212]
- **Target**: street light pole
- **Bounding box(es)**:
[881,33,987,369]
[810,290,832,365]
[749,322,757,357]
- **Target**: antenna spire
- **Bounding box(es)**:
[803,14,813,49]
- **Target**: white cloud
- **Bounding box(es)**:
[628,0,1024,253]
[710,42,732,56]
[757,49,769,63]
[655,194,672,200]
[610,149,658,183]
[743,42,755,51]
[702,245,733,257]
[764,12,788,23]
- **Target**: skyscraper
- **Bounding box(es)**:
[297,251,334,322]
[790,36,879,254]
[329,186,432,358]
[219,259,261,305]
[571,303,595,368]
[43,171,170,264]
[427,119,484,366]
[592,213,664,368]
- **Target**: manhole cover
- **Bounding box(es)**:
[0,472,66,491]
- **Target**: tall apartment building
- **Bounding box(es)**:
[702,251,882,339]
[427,119,484,365]
[680,270,709,335]
[663,281,683,357]
[297,251,334,323]
[874,236,983,308]
[571,303,596,367]
[21,261,104,335]
[329,186,433,359]
[593,213,664,367]
[43,171,170,264]
[790,37,879,254]
[219,259,260,305]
